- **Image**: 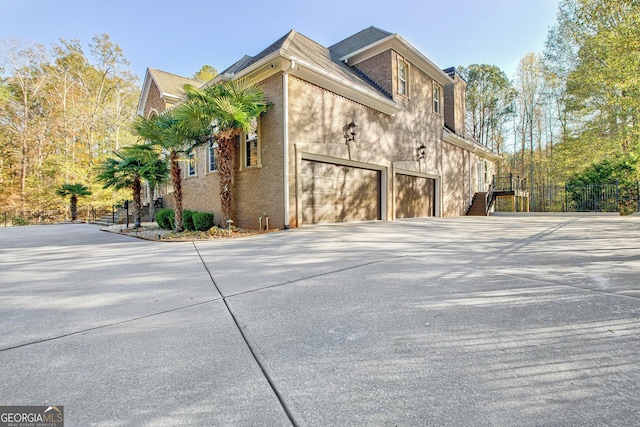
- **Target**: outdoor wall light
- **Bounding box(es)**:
[345,119,357,143]
[417,143,426,160]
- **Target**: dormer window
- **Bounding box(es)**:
[398,60,408,97]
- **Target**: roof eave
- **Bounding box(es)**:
[442,128,501,161]
[341,34,453,87]
[219,50,402,116]
[137,69,153,116]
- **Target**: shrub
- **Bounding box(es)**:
[182,209,196,231]
[156,209,174,230]
[11,216,31,226]
[193,212,215,231]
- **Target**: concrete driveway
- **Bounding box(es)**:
[1,216,639,426]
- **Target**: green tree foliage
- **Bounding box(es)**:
[0,34,139,216]
[457,64,516,153]
[568,154,638,185]
[544,0,640,178]
[496,0,640,211]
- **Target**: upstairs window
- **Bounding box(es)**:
[433,82,442,114]
[245,133,259,167]
[243,118,260,169]
[208,141,218,172]
[187,150,196,176]
[398,60,408,96]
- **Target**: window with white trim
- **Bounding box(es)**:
[398,60,408,96]
[208,141,218,172]
[433,82,442,114]
[187,150,196,176]
[243,118,260,168]
[484,160,489,183]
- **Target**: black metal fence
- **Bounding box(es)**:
[1,207,114,227]
[496,181,640,215]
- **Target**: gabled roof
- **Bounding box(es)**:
[329,26,392,58]
[335,29,453,87]
[137,68,200,116]
[218,29,400,114]
[142,27,454,117]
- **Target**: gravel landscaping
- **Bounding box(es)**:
[102,222,275,240]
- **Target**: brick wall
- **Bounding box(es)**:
[143,81,166,118]
[173,47,493,226]
[354,50,393,96]
[441,142,467,216]
[443,71,466,136]
[179,74,285,230]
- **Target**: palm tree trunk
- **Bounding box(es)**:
[217,131,236,223]
[70,195,78,221]
[170,150,183,232]
[149,186,156,222]
[132,175,142,225]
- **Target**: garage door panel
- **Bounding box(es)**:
[301,160,381,224]
[396,174,435,218]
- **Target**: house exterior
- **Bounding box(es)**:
[137,26,499,229]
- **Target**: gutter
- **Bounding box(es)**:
[282,60,295,229]
[221,50,401,116]
[442,128,501,161]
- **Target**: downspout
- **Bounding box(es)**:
[282,60,295,229]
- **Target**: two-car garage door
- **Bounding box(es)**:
[301,159,381,224]
[301,160,436,224]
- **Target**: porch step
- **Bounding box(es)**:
[91,215,117,226]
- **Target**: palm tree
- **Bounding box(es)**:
[137,146,169,222]
[94,150,141,225]
[132,111,188,232]
[55,183,92,221]
[176,78,270,222]
[94,144,168,225]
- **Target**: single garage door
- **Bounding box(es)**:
[395,174,435,218]
[301,160,381,224]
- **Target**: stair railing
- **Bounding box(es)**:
[485,176,495,215]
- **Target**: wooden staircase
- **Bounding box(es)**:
[467,192,489,216]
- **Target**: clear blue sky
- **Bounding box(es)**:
[1,0,559,82]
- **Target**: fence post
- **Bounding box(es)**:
[615,179,619,212]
